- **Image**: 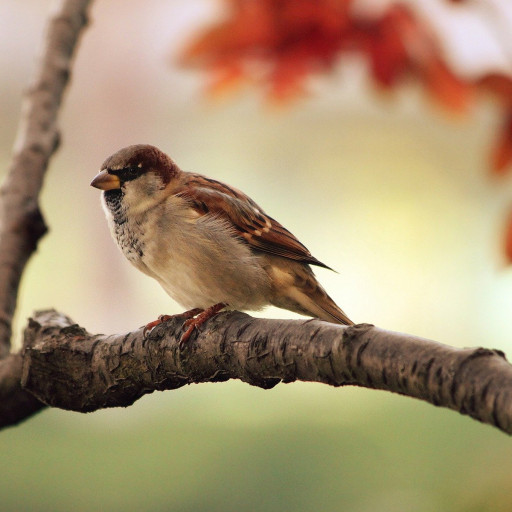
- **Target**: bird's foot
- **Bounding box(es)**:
[143,308,204,337]
[180,302,227,345]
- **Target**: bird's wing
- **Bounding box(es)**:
[176,173,333,269]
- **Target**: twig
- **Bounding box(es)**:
[0,0,92,356]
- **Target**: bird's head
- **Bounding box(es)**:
[90,144,179,213]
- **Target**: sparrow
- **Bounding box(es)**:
[90,144,353,340]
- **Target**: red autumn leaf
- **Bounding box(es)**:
[361,5,472,113]
[363,7,410,88]
[268,48,310,101]
[479,74,512,103]
[422,58,472,113]
[207,62,246,97]
[504,208,512,263]
[491,112,512,175]
[479,75,512,175]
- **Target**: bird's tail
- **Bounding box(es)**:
[269,260,354,325]
[297,284,354,326]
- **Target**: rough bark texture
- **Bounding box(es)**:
[0,0,91,356]
[0,353,46,427]
[2,309,509,435]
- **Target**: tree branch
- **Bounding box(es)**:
[0,0,91,356]
[2,309,510,435]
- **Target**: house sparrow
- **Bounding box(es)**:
[91,144,353,340]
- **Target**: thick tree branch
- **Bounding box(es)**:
[2,309,510,435]
[0,0,91,356]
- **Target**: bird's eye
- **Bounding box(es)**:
[112,166,141,182]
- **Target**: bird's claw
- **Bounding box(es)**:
[143,309,204,338]
[143,304,226,345]
[143,314,172,337]
[178,303,227,347]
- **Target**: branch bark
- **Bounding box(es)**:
[0,0,91,356]
[2,309,510,435]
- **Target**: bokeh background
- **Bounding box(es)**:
[2,1,512,511]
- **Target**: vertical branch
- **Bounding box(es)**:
[0,0,92,356]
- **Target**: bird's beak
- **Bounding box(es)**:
[90,170,121,190]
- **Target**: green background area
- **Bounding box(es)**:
[2,383,512,512]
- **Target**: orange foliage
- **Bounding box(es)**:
[182,1,475,110]
[183,0,351,100]
[182,0,512,260]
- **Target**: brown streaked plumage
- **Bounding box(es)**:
[91,144,353,335]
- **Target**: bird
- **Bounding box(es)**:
[90,144,353,341]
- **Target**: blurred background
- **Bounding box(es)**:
[2,0,512,511]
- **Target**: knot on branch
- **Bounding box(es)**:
[21,204,48,249]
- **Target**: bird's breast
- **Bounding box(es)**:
[103,191,150,273]
[103,194,272,311]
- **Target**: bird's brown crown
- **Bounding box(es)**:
[101,144,178,185]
